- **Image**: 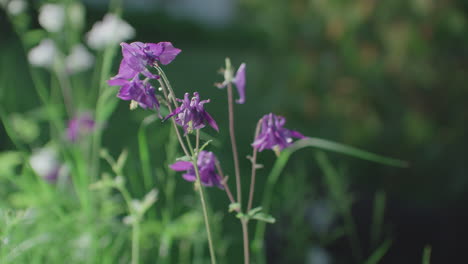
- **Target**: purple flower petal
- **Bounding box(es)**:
[233,63,246,104]
[182,173,197,182]
[252,113,305,152]
[165,92,218,134]
[157,42,182,65]
[203,111,219,132]
[170,161,193,171]
[169,151,223,189]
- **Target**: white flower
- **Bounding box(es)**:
[65,44,95,74]
[7,0,27,15]
[28,39,57,68]
[29,148,60,180]
[38,4,65,33]
[86,14,135,50]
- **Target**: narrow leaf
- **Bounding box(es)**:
[290,138,408,167]
[363,240,392,264]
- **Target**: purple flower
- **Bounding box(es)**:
[66,113,96,142]
[252,113,305,152]
[217,62,246,104]
[165,92,218,134]
[115,76,160,110]
[108,41,181,84]
[170,151,223,188]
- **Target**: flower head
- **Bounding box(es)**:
[216,58,246,104]
[170,151,223,188]
[38,4,65,33]
[86,14,135,50]
[165,92,218,134]
[252,113,305,152]
[108,42,181,83]
[113,76,160,111]
[65,44,95,74]
[66,113,96,142]
[28,39,57,68]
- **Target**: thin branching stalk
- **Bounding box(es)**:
[215,162,237,208]
[155,65,179,107]
[247,120,262,212]
[187,134,217,264]
[157,78,190,157]
[227,83,242,207]
[156,76,190,157]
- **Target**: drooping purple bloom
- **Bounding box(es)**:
[216,62,246,104]
[170,151,223,188]
[108,41,181,84]
[115,76,160,110]
[233,63,246,104]
[252,113,305,152]
[165,92,218,134]
[66,113,96,142]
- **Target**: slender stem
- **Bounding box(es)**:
[155,65,179,108]
[247,148,258,212]
[157,78,190,157]
[241,220,250,264]
[215,161,237,208]
[196,129,200,152]
[117,186,140,264]
[53,63,74,118]
[131,222,140,264]
[227,83,242,207]
[187,138,217,264]
[247,120,262,212]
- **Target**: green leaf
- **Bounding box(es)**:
[115,149,128,172]
[422,245,431,264]
[290,138,408,167]
[198,140,213,152]
[229,203,240,212]
[251,212,276,224]
[176,155,191,162]
[0,151,22,176]
[363,240,392,264]
[236,213,247,220]
[10,113,40,144]
[247,206,263,217]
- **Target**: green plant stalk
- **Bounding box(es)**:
[138,124,153,191]
[226,84,242,207]
[131,221,140,264]
[187,133,217,264]
[252,150,291,264]
[117,186,141,264]
[91,45,117,180]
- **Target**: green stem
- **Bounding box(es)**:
[227,84,242,208]
[131,221,140,264]
[241,220,250,264]
[187,135,217,264]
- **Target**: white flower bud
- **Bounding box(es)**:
[28,39,57,68]
[7,0,27,15]
[38,4,65,33]
[86,14,135,50]
[66,44,95,74]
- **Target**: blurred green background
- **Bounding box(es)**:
[1,0,468,263]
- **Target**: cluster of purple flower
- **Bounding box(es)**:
[108,41,306,188]
[108,42,181,110]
